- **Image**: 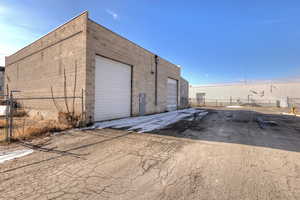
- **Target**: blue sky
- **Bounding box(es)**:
[1,0,300,84]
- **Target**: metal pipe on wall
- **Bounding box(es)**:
[154,55,158,105]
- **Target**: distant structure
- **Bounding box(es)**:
[180,77,189,108]
[0,66,4,95]
[190,80,300,107]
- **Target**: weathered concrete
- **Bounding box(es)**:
[1,108,300,199]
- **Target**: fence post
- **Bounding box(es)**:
[81,88,84,122]
[8,92,13,143]
[5,97,9,143]
[4,101,8,142]
[4,85,9,142]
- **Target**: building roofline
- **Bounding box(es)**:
[7,11,180,69]
[88,18,180,69]
[6,11,88,59]
[180,76,188,82]
[191,79,300,87]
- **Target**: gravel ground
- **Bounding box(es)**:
[0,108,300,200]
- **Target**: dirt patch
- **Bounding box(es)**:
[1,107,300,199]
[1,124,300,199]
[154,108,300,150]
[162,120,202,133]
[295,128,300,133]
[231,110,254,123]
[159,111,210,134]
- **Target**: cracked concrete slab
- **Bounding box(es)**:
[0,108,300,199]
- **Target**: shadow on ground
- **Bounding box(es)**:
[153,108,300,153]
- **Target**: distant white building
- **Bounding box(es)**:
[190,80,300,107]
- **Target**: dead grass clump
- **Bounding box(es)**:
[13,120,71,140]
[58,112,83,127]
[0,119,7,128]
[2,111,85,141]
[13,109,28,117]
[0,135,5,142]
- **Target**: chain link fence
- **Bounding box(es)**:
[189,97,300,108]
[289,98,300,109]
[0,94,9,142]
[0,91,84,143]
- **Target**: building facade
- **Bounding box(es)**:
[5,12,188,122]
[190,81,300,107]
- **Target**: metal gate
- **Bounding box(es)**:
[289,98,300,109]
[0,93,13,143]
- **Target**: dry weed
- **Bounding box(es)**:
[13,109,27,117]
[0,111,85,141]
[13,120,71,140]
[0,119,7,128]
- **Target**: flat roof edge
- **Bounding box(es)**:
[191,80,300,87]
[88,18,180,69]
[6,11,181,70]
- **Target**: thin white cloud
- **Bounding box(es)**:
[0,45,20,66]
[106,9,118,20]
[0,7,41,66]
[0,4,9,14]
[0,3,45,65]
[0,56,4,66]
[0,19,39,66]
[0,20,39,64]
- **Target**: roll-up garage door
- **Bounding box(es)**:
[167,78,178,111]
[94,55,131,121]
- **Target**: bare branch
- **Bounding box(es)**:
[50,86,61,112]
[72,60,77,115]
[63,68,70,113]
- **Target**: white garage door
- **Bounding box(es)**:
[94,55,131,121]
[167,78,178,111]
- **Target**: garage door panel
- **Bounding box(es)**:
[167,78,178,111]
[94,56,131,121]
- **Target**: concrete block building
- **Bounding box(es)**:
[5,11,188,122]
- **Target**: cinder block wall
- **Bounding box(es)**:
[5,11,182,122]
[180,77,189,108]
[5,12,88,119]
[86,19,180,121]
